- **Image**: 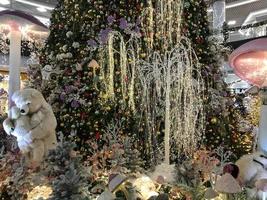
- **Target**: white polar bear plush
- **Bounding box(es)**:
[11,88,58,159]
[3,106,45,163]
[236,152,267,198]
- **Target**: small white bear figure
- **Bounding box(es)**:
[11,88,58,158]
[3,106,45,163]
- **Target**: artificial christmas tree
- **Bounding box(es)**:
[36,0,148,160]
[42,136,91,199]
[36,0,200,167]
[181,0,253,157]
[34,0,252,168]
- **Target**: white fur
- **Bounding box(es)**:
[12,89,58,151]
[4,88,58,163]
[3,106,46,162]
[236,152,267,199]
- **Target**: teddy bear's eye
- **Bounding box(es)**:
[27,102,31,105]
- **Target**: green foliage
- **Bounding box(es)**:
[35,0,147,161]
[230,189,256,200]
[123,137,144,172]
[176,161,202,187]
[181,0,253,157]
[25,64,43,90]
[179,184,205,200]
[0,154,37,200]
[43,135,92,199]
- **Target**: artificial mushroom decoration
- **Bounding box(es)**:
[97,190,115,200]
[108,173,127,192]
[215,173,242,199]
[229,38,267,153]
[88,59,100,69]
[204,188,219,199]
[130,175,159,200]
[0,10,48,110]
[104,173,160,200]
[229,38,267,87]
[98,174,127,200]
[223,163,239,179]
[255,179,267,200]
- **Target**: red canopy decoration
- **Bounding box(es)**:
[229,38,267,88]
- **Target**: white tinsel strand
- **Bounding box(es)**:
[164,56,171,164]
[104,33,141,111]
[128,45,137,112]
[98,49,107,90]
[119,35,128,106]
[137,39,204,160]
[136,60,156,160]
[142,0,182,50]
[108,33,115,99]
[172,41,204,155]
[148,0,154,49]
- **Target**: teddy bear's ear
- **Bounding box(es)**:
[11,90,20,102]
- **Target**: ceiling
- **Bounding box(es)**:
[225,0,267,27]
[221,0,267,91]
[0,0,57,25]
[0,0,266,29]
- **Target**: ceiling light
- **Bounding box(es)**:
[37,7,47,13]
[14,0,54,10]
[208,0,260,12]
[226,0,259,9]
[0,0,10,5]
[228,20,236,25]
[243,8,267,25]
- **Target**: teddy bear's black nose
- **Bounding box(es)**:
[20,109,25,113]
[11,128,14,131]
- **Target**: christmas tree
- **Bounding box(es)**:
[43,135,91,199]
[37,0,148,160]
[30,0,211,170]
[36,0,246,166]
[181,0,253,157]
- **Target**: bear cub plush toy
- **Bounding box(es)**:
[3,106,46,163]
[3,88,58,166]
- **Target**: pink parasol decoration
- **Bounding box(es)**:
[229,38,267,88]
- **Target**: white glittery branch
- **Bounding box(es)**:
[107,33,115,99]
[137,38,205,163]
[119,35,127,106]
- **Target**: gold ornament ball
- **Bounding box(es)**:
[211,117,217,124]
